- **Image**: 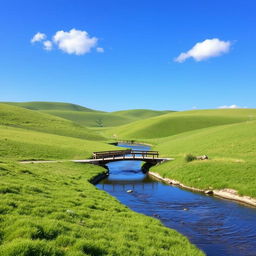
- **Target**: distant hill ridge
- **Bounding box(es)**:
[3,101,173,127]
[0,103,103,140]
[108,108,256,139]
[5,101,96,112]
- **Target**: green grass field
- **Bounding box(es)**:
[40,110,134,127]
[4,101,95,112]
[3,101,171,127]
[40,109,170,127]
[112,109,171,119]
[151,120,256,197]
[0,161,202,256]
[0,103,103,141]
[0,125,116,161]
[0,102,204,255]
[108,109,256,139]
[41,109,171,128]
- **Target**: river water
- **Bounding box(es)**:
[96,143,256,256]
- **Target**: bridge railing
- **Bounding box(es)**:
[93,150,132,159]
[92,150,159,160]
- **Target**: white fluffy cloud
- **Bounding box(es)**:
[31,32,46,43]
[31,29,103,55]
[43,40,53,51]
[53,29,98,55]
[218,104,241,109]
[175,38,231,63]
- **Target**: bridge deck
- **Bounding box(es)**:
[93,149,159,160]
[20,150,173,165]
[73,156,173,164]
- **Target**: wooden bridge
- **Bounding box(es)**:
[73,149,171,167]
[20,149,173,171]
[93,149,159,159]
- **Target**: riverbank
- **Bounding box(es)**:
[148,171,256,207]
[148,121,256,201]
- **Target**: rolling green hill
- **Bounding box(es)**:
[4,101,95,112]
[4,102,172,127]
[108,109,256,139]
[0,125,115,160]
[41,110,134,127]
[112,109,171,119]
[0,103,103,141]
[41,109,172,127]
[152,120,256,197]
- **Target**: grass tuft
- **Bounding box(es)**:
[185,154,196,162]
[0,239,64,256]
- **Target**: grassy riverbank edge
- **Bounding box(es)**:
[148,171,256,207]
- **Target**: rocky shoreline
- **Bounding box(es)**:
[148,171,256,207]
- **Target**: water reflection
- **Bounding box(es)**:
[96,143,256,256]
[99,177,158,192]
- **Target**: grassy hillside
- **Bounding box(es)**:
[152,120,256,197]
[41,110,133,127]
[4,102,172,127]
[41,109,171,127]
[0,103,103,141]
[112,109,171,119]
[108,109,256,139]
[0,161,202,256]
[4,101,95,112]
[0,125,116,161]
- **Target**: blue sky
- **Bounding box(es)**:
[0,0,255,111]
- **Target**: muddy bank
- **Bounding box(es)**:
[89,170,109,185]
[148,171,256,207]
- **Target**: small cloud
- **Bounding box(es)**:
[53,29,98,55]
[43,40,53,51]
[96,47,104,53]
[31,32,46,43]
[175,38,231,63]
[218,104,240,109]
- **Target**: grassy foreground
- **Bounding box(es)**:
[0,162,203,256]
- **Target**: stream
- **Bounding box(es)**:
[96,143,256,256]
